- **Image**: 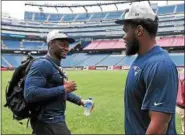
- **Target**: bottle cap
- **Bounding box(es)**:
[88,97,92,100]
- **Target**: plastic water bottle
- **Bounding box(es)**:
[84,97,93,116]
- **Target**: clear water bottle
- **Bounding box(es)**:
[84,97,93,116]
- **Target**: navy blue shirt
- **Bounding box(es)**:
[24,55,82,123]
[124,46,178,134]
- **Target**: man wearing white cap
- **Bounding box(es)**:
[24,30,90,134]
[115,2,178,134]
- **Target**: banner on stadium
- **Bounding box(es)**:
[108,66,113,70]
[88,66,96,70]
[63,67,75,71]
[75,66,83,70]
[95,66,108,70]
[83,66,89,70]
[121,66,130,70]
[113,66,121,70]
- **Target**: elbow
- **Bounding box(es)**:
[24,88,36,103]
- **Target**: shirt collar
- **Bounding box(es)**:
[45,55,61,66]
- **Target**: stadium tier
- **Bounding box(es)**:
[1,2,184,69]
[2,53,184,68]
[23,3,184,22]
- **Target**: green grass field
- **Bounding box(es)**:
[1,71,182,134]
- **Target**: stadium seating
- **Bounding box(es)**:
[83,40,101,50]
[62,14,77,22]
[34,13,49,22]
[3,40,20,49]
[112,39,126,49]
[84,36,184,50]
[105,11,123,20]
[24,12,33,21]
[89,12,107,21]
[2,3,184,69]
[116,55,137,66]
[176,4,184,13]
[78,54,109,66]
[48,14,63,22]
[95,40,118,49]
[2,54,24,67]
[61,53,90,67]
[96,55,124,66]
[23,3,185,23]
[1,56,9,67]
[23,41,44,50]
[157,5,175,15]
[170,53,184,66]
[156,36,184,47]
[75,13,93,21]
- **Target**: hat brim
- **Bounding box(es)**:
[55,38,75,44]
[115,19,133,25]
[115,19,125,25]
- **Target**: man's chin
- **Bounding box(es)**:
[61,56,67,59]
[125,50,137,56]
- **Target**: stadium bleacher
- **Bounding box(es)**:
[23,41,44,50]
[3,40,20,49]
[97,55,124,66]
[1,2,184,69]
[2,54,23,67]
[78,54,109,66]
[22,3,184,23]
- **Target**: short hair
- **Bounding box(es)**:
[124,16,159,37]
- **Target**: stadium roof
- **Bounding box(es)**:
[25,1,133,8]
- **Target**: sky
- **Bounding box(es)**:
[2,1,184,20]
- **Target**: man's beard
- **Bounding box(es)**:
[125,35,140,56]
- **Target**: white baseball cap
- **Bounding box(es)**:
[115,2,157,24]
[47,30,75,43]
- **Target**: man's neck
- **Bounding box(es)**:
[138,38,156,55]
[47,52,61,64]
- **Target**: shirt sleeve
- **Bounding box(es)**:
[67,93,82,106]
[24,59,65,103]
[141,61,178,114]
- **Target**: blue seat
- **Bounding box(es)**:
[62,14,77,22]
[106,11,123,20]
[89,12,107,21]
[176,4,184,13]
[97,55,124,66]
[34,13,48,21]
[4,40,20,49]
[157,5,175,15]
[24,12,33,21]
[49,14,63,22]
[2,54,23,67]
[23,41,43,50]
[116,56,137,66]
[78,54,109,66]
[75,13,92,21]
[170,53,184,66]
[1,56,9,67]
[61,53,89,67]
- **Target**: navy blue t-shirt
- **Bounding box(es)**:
[124,46,178,134]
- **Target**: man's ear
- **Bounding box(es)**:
[135,25,144,37]
[48,42,53,50]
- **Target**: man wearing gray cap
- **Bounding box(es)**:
[115,2,178,135]
[24,30,89,134]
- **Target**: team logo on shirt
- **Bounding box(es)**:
[133,66,141,76]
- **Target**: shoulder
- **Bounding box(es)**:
[144,48,176,70]
[30,58,53,72]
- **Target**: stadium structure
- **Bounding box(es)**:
[1,1,184,71]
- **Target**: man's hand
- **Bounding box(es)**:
[64,81,77,93]
[80,99,95,112]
